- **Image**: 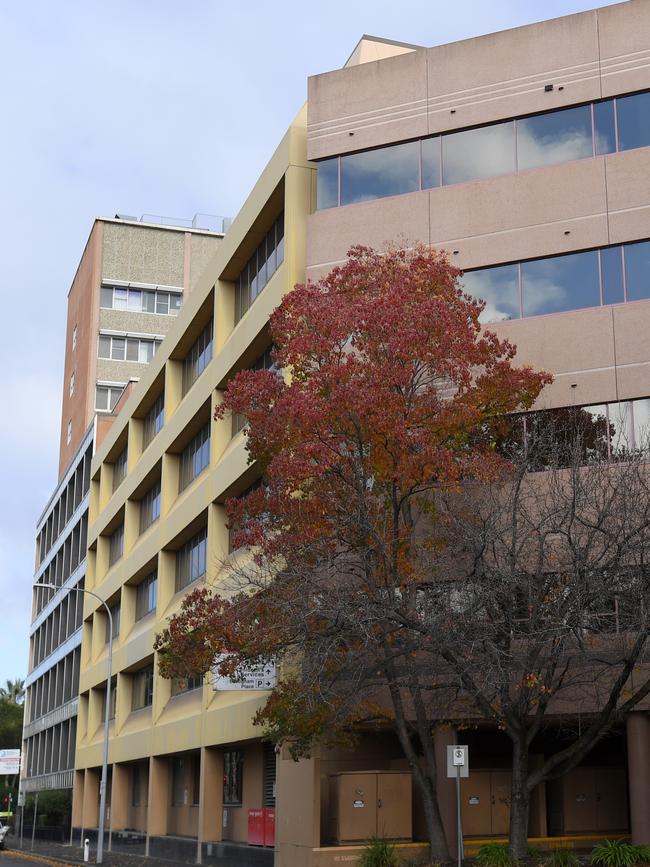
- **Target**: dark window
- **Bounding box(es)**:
[263,742,276,807]
[235,215,284,323]
[594,99,616,155]
[192,754,201,805]
[132,665,154,711]
[516,104,593,170]
[601,246,625,305]
[139,480,161,533]
[105,603,120,642]
[171,757,185,806]
[521,250,599,317]
[176,527,208,592]
[616,91,650,152]
[316,157,339,208]
[223,750,243,805]
[113,447,128,491]
[171,674,203,696]
[143,393,164,448]
[182,320,213,395]
[108,524,124,566]
[421,136,441,189]
[340,141,420,205]
[624,240,650,302]
[442,121,515,184]
[179,423,210,492]
[461,264,520,322]
[135,572,157,621]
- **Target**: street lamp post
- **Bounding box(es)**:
[34,582,112,865]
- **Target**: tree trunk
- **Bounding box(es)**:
[509,738,531,860]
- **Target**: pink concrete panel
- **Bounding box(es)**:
[429,158,608,267]
[426,11,600,134]
[489,306,616,375]
[614,363,650,403]
[597,0,650,98]
[306,190,429,270]
[604,148,650,245]
[307,50,428,160]
[611,302,650,367]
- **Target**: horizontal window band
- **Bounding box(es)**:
[102,279,183,293]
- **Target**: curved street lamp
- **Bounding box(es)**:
[33,582,112,865]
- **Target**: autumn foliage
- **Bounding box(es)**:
[154,244,550,859]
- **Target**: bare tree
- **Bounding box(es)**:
[418,409,650,857]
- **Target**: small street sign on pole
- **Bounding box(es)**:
[447,745,468,867]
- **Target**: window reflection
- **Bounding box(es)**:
[340,141,420,205]
[616,92,650,152]
[594,100,616,155]
[624,240,650,302]
[521,250,599,317]
[461,264,520,322]
[632,398,650,451]
[608,401,634,457]
[421,137,441,189]
[517,104,593,171]
[316,158,339,209]
[600,246,624,305]
[442,121,515,185]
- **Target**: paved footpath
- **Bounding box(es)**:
[0,841,193,867]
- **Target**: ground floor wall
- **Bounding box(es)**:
[71,712,650,866]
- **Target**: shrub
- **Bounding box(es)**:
[477,843,515,867]
[591,841,639,867]
[358,837,398,867]
[546,847,580,867]
[634,847,650,865]
[528,847,543,859]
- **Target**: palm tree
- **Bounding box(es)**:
[0,679,25,705]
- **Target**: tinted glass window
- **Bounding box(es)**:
[608,401,634,457]
[624,240,650,302]
[461,265,520,322]
[317,158,339,209]
[421,137,441,189]
[100,287,113,308]
[594,100,616,155]
[517,105,593,170]
[633,398,650,450]
[600,246,624,305]
[521,250,599,317]
[340,141,420,205]
[616,92,650,152]
[442,121,515,185]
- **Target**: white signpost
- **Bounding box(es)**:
[212,658,277,691]
[447,745,468,867]
[0,750,20,775]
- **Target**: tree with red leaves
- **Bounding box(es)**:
[155,244,550,860]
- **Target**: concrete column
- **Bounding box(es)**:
[71,769,85,829]
[82,767,100,830]
[124,499,140,556]
[434,726,457,857]
[110,763,129,832]
[161,453,180,517]
[276,750,320,867]
[627,712,650,844]
[214,279,234,354]
[147,756,169,839]
[197,748,224,863]
[164,359,184,420]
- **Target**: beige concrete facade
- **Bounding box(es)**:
[72,1,650,861]
[73,108,314,857]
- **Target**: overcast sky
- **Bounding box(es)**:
[0,0,624,692]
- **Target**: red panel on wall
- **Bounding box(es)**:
[263,807,275,847]
[248,809,264,846]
